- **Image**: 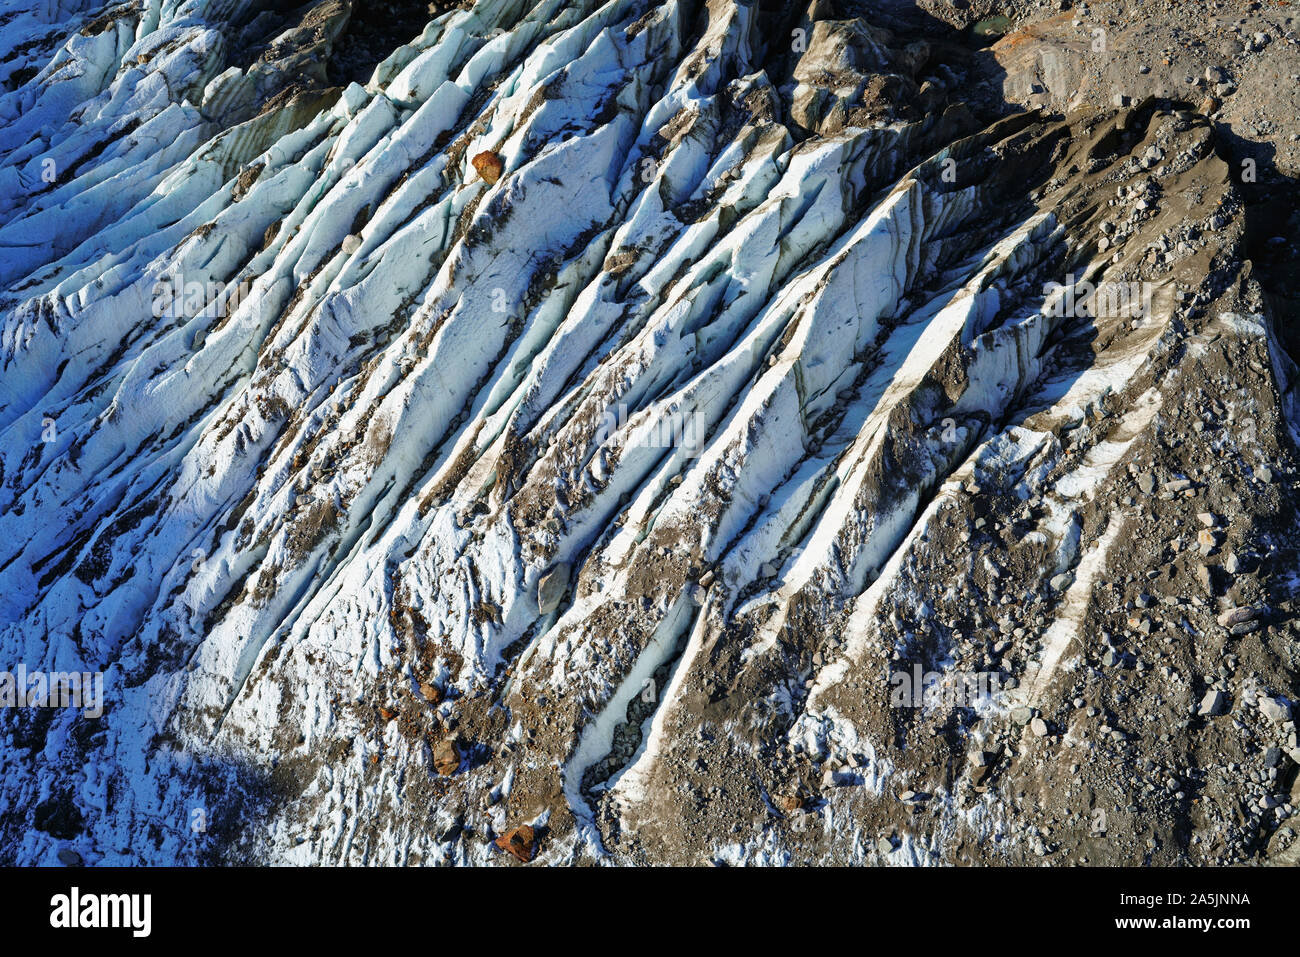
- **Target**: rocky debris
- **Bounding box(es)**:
[1,0,1298,869]
[789,17,899,134]
[776,793,808,814]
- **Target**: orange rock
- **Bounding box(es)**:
[378,705,396,722]
[471,150,504,185]
[495,825,537,863]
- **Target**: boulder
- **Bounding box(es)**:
[538,562,571,615]
[1259,696,1292,725]
[495,825,538,863]
[433,737,461,776]
[472,150,504,185]
[1198,689,1227,717]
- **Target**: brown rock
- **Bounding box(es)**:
[776,793,806,814]
[433,737,461,776]
[495,825,537,863]
[418,682,442,704]
[471,150,504,185]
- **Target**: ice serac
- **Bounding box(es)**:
[1,0,1298,866]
